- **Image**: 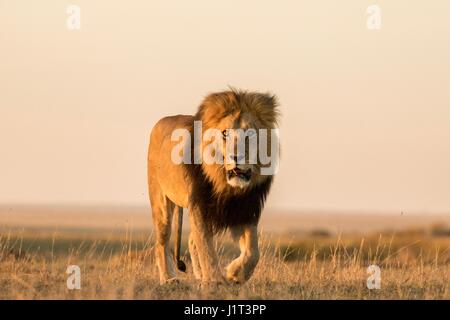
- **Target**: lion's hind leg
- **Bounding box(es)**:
[188,232,202,280]
[152,195,178,285]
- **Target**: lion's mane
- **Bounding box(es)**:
[184,89,279,233]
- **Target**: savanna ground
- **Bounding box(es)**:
[0,207,449,299]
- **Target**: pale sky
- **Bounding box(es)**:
[1,1,449,214]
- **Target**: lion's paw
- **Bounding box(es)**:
[159,277,180,286]
[225,266,245,284]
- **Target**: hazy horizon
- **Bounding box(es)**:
[1,1,450,214]
[1,203,449,217]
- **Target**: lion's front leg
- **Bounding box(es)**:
[189,208,225,284]
[226,224,260,283]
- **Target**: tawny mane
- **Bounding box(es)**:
[184,88,280,233]
[196,88,280,130]
[194,88,279,195]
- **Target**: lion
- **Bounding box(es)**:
[147,88,280,285]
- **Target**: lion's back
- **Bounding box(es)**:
[150,115,193,142]
[147,114,194,207]
[149,115,193,157]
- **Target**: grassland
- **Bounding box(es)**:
[0,225,448,299]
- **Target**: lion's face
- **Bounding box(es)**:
[215,113,260,189]
[196,89,280,194]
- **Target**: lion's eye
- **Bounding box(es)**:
[222,130,229,139]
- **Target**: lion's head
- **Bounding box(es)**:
[193,88,280,196]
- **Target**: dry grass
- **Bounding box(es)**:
[0,228,449,300]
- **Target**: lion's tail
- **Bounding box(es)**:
[173,206,186,272]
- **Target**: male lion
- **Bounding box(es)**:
[147,89,280,285]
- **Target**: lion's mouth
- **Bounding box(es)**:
[227,168,252,182]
